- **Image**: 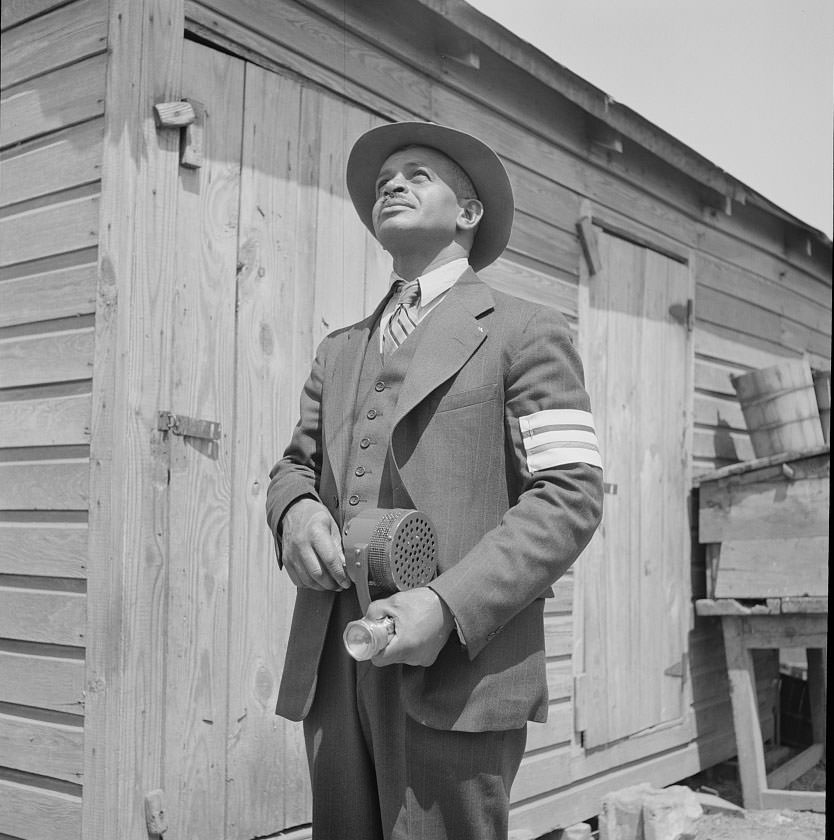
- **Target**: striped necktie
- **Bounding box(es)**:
[382,279,421,359]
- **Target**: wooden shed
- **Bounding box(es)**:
[0,1,830,838]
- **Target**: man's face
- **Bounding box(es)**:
[371,146,468,254]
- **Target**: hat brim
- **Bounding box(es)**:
[346,122,514,272]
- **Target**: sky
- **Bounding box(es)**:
[466,0,833,239]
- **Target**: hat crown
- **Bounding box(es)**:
[346,122,514,272]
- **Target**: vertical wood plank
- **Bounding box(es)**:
[225,61,311,837]
[721,616,767,809]
[162,40,243,840]
[83,1,184,838]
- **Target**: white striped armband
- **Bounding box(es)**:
[519,409,602,472]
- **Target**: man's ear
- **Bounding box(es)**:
[457,198,484,232]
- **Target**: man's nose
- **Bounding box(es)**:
[381,175,407,196]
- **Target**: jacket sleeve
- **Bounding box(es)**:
[265,340,327,562]
[429,308,604,659]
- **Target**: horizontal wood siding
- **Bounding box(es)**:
[0,2,105,837]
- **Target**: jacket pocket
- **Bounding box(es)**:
[435,383,499,413]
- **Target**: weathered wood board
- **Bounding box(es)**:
[712,537,828,598]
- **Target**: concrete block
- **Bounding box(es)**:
[599,782,654,840]
[642,785,703,840]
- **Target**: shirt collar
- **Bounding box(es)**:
[389,258,470,308]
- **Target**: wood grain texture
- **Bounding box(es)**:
[713,537,828,599]
[1,0,72,29]
[82,1,184,837]
[0,0,107,89]
[0,521,88,577]
[0,118,103,207]
[0,459,89,510]
[0,53,106,148]
[0,393,91,447]
[225,63,370,836]
[160,40,242,840]
[0,648,85,713]
[0,710,83,783]
[0,328,94,388]
[480,256,577,317]
[0,194,99,267]
[579,231,693,749]
[699,459,829,542]
[225,64,309,836]
[0,586,85,646]
[0,258,98,327]
[0,776,81,840]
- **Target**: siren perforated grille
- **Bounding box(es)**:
[367,509,437,594]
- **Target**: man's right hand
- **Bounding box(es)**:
[280,498,350,591]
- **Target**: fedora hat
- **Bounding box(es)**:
[346,121,514,271]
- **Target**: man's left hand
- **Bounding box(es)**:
[365,587,455,667]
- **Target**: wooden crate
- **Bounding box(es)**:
[696,446,829,599]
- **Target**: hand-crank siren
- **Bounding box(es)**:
[341,508,438,660]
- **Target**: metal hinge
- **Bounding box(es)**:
[664,651,689,682]
[573,673,588,734]
[156,411,220,441]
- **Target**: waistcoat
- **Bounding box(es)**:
[340,319,423,522]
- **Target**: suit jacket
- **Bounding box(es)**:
[266,268,603,731]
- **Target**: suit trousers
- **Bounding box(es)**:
[303,588,527,840]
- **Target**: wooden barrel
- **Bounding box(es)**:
[731,361,825,457]
[812,368,830,444]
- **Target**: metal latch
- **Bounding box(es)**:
[157,411,220,442]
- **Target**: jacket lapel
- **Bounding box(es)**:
[393,269,494,426]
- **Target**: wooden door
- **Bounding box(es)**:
[167,42,390,838]
[577,230,693,749]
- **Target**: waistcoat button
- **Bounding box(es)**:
[374,381,385,392]
[366,409,377,419]
[355,466,366,476]
[348,494,360,505]
[359,438,371,449]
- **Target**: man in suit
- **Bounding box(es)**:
[266,122,603,840]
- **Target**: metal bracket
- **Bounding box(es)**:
[157,411,220,442]
[664,651,689,682]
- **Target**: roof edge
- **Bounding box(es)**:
[419,0,831,247]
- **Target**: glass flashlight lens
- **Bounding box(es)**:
[343,618,393,661]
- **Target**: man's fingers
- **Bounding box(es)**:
[309,515,349,588]
[280,501,348,591]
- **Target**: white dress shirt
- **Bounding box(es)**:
[378,258,470,351]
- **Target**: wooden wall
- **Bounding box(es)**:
[0,0,828,837]
[0,1,107,837]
